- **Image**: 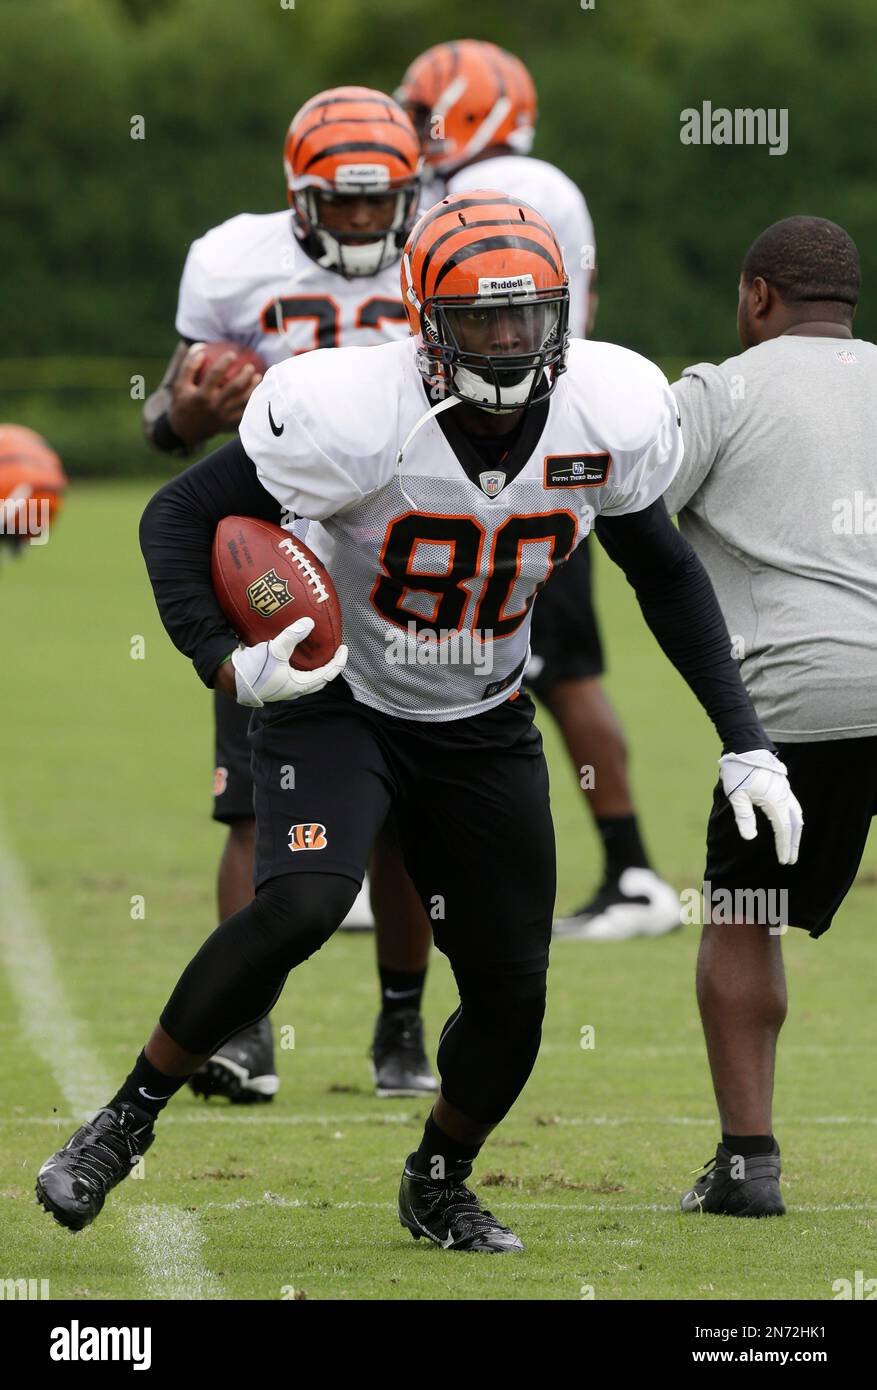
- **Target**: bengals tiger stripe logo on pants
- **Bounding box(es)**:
[288,822,328,852]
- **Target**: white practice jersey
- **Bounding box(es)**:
[420,156,596,338]
[175,210,410,365]
[240,338,681,722]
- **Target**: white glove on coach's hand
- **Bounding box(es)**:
[719,749,804,866]
[232,617,348,708]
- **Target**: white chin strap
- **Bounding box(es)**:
[395,395,462,508]
[452,365,538,413]
[314,230,391,278]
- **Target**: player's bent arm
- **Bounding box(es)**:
[594,500,802,864]
[143,339,259,456]
[142,341,195,455]
[139,437,282,686]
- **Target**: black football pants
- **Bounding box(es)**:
[160,678,555,1123]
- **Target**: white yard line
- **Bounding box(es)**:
[127,1203,224,1301]
[0,815,221,1300]
[0,828,113,1118]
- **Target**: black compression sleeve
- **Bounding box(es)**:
[594,499,772,755]
[151,411,190,456]
[139,437,284,686]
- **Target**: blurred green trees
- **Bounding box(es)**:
[3,0,876,472]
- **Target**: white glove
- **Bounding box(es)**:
[231,617,348,708]
[719,749,804,866]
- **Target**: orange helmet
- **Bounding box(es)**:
[0,424,66,546]
[396,40,536,175]
[283,86,422,278]
[402,190,569,412]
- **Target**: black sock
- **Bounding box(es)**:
[379,965,426,1016]
[111,1050,190,1121]
[412,1113,481,1180]
[596,814,651,880]
[722,1132,776,1157]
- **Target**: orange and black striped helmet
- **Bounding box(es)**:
[402,190,569,411]
[0,424,66,547]
[283,86,422,277]
[396,40,536,174]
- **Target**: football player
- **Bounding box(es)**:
[0,424,67,557]
[395,39,680,940]
[38,193,801,1251]
[142,87,437,1101]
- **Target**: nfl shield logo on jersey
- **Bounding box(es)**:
[478,470,507,498]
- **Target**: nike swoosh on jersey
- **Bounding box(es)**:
[268,402,284,437]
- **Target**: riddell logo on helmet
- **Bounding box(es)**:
[335,163,390,190]
[477,275,536,295]
[288,823,328,852]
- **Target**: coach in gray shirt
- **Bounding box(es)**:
[665,216,875,1218]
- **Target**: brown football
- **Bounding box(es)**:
[193,340,267,386]
[211,516,343,671]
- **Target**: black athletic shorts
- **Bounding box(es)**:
[212,688,255,823]
[704,736,877,938]
[249,677,556,974]
[525,538,604,698]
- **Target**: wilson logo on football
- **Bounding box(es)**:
[247,568,294,619]
[288,823,328,852]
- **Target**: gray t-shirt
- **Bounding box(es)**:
[666,335,877,742]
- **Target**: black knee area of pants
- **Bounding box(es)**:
[160,871,359,1054]
[242,872,358,974]
[437,968,548,1125]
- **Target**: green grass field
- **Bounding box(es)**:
[1,480,875,1301]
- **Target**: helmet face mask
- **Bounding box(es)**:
[403,190,571,413]
[418,287,569,413]
[292,182,420,278]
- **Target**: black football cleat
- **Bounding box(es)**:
[681,1142,785,1217]
[399,1156,524,1252]
[36,1103,154,1232]
[371,1009,438,1098]
[188,1017,279,1104]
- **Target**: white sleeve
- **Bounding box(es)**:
[175,239,226,342]
[599,382,684,517]
[663,365,731,516]
[238,368,366,521]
